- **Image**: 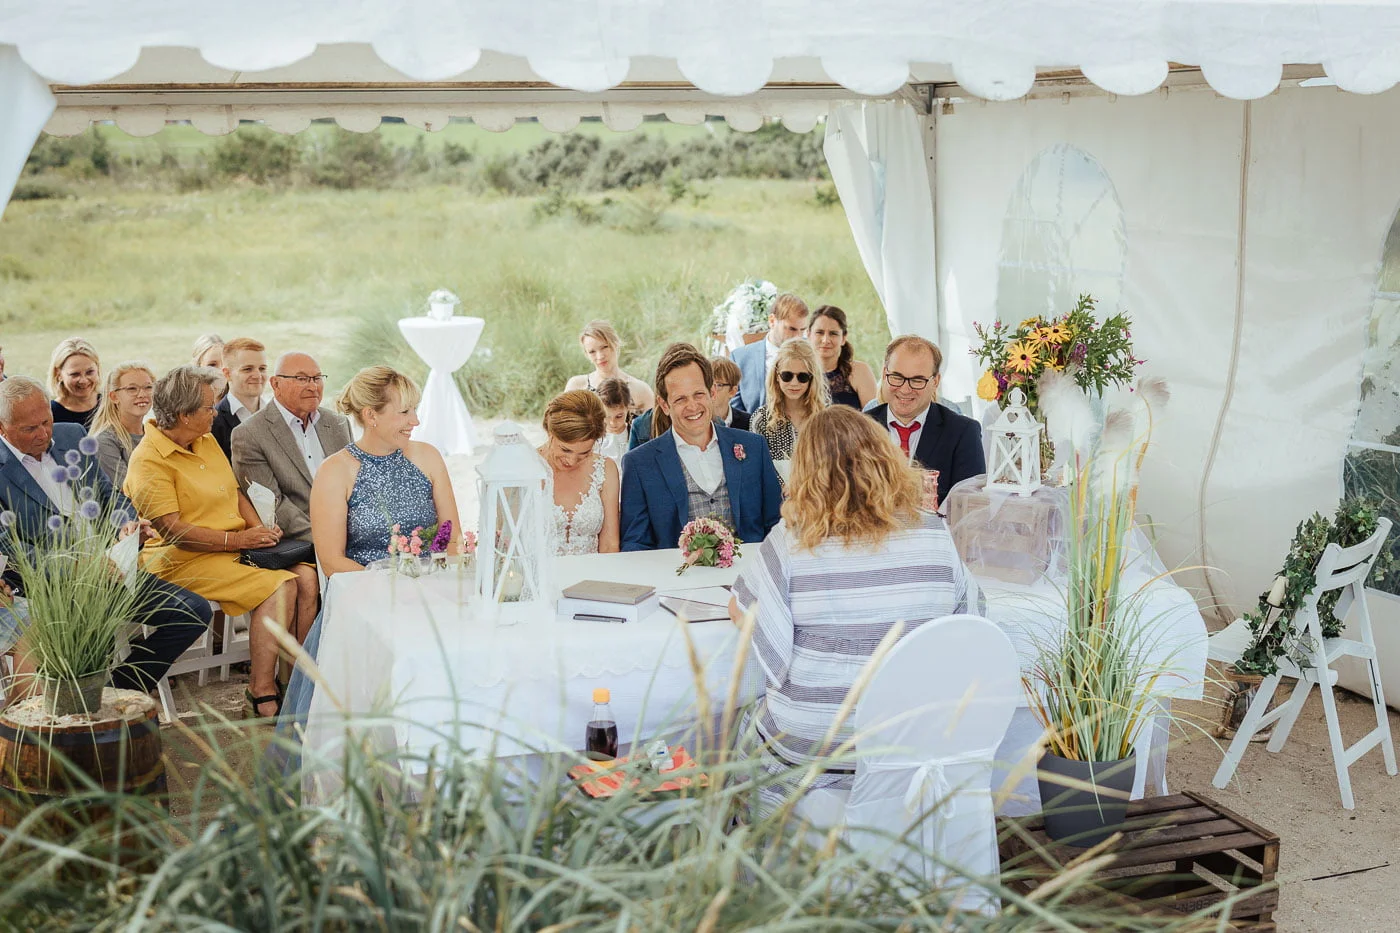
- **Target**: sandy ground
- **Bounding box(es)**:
[146,420,1400,930]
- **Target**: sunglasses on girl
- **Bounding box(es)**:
[778,370,813,384]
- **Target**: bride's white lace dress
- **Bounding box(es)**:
[551,454,606,556]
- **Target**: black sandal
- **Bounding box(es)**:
[245,688,283,720]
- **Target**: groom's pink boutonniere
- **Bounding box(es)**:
[733,443,746,461]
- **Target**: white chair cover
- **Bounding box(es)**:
[842,614,1021,912]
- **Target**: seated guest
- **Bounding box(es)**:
[594,377,632,465]
[866,335,985,505]
[191,334,226,399]
[49,337,102,428]
[0,344,7,381]
[620,344,781,551]
[542,390,619,555]
[231,351,351,543]
[564,320,655,412]
[809,305,878,409]
[730,293,809,414]
[212,337,269,460]
[0,376,210,697]
[310,366,462,576]
[90,361,155,489]
[627,356,750,450]
[729,405,983,817]
[125,365,319,719]
[750,338,829,488]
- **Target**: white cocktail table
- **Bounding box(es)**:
[397,316,484,455]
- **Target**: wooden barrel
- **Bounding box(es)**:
[0,688,166,831]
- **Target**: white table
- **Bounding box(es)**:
[397,316,484,455]
[303,547,1207,811]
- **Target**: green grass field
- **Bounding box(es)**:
[0,145,883,416]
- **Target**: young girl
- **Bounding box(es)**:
[594,377,633,465]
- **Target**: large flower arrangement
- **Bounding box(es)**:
[971,294,1141,414]
[710,279,778,340]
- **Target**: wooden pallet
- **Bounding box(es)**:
[998,790,1279,931]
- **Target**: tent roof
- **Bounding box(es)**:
[5,0,1400,109]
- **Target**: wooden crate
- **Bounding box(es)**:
[998,791,1279,931]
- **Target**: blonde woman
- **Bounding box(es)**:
[89,361,155,488]
[564,320,655,412]
[48,337,101,428]
[728,406,981,817]
[541,389,620,555]
[750,338,830,486]
[191,333,227,399]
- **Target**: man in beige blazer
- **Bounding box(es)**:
[231,351,352,542]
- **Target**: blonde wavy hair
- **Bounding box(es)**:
[89,361,155,450]
[336,366,422,427]
[762,337,829,427]
[782,406,922,551]
[49,337,101,403]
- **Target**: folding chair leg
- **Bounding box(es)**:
[157,677,177,724]
[1266,673,1316,753]
[1316,677,1356,810]
[1367,657,1398,776]
[1213,673,1284,789]
[219,612,236,682]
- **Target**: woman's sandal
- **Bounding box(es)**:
[245,687,283,720]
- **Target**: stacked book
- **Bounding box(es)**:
[558,580,659,624]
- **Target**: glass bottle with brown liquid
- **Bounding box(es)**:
[585,687,619,761]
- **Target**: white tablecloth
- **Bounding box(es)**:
[303,547,1207,810]
[397,316,484,455]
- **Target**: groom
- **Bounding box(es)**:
[621,344,781,552]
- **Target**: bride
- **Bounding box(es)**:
[542,390,620,555]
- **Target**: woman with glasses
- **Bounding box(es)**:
[808,305,877,410]
[90,361,156,488]
[750,338,830,489]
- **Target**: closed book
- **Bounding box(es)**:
[558,594,661,623]
[561,580,656,606]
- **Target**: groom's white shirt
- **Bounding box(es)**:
[672,429,723,495]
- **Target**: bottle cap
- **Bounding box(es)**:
[592,688,610,703]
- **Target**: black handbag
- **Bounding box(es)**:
[240,538,315,571]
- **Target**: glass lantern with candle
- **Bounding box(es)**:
[475,421,554,624]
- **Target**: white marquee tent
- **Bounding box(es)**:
[5,2,1400,699]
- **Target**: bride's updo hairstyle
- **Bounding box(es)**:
[543,389,606,444]
[336,365,422,427]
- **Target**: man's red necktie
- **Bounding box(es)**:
[893,421,921,457]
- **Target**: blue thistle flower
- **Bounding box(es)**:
[78,486,96,502]
[50,466,70,484]
[109,510,131,529]
[78,436,99,456]
[65,464,82,481]
[64,449,81,466]
[0,511,14,528]
[46,515,63,532]
[78,500,101,521]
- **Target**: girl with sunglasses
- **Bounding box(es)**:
[750,338,830,490]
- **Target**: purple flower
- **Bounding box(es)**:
[78,436,99,456]
[1070,343,1088,363]
[50,466,70,484]
[78,486,95,502]
[64,449,81,466]
[78,500,101,521]
[65,464,82,481]
[110,510,132,528]
[431,520,453,553]
[0,511,14,528]
[46,515,63,531]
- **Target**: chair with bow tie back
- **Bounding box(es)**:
[792,613,1020,912]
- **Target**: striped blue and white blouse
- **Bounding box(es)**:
[732,511,983,772]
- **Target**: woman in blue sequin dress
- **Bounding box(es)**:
[275,367,461,760]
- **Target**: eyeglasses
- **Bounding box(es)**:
[114,384,155,395]
[713,382,735,389]
[884,372,932,390]
[275,374,327,386]
[778,371,813,384]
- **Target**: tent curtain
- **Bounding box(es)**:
[823,100,938,341]
[0,45,56,221]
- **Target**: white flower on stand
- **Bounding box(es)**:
[426,288,461,321]
[711,279,779,352]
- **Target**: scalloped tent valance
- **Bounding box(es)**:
[6,0,1400,103]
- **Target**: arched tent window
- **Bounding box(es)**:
[1344,207,1400,594]
[996,144,1126,322]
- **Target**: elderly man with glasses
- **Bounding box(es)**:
[866,335,985,506]
[230,351,352,544]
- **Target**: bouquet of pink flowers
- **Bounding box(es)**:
[388,520,454,559]
[460,529,478,556]
[676,517,740,576]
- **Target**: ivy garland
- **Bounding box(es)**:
[1234,498,1396,677]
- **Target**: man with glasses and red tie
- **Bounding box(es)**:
[230,352,352,544]
[866,336,985,508]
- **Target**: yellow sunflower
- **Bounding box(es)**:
[976,370,1000,401]
[1042,322,1071,344]
[1006,340,1040,373]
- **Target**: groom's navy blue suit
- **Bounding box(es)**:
[0,423,210,691]
[619,423,782,552]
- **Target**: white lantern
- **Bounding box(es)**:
[985,388,1043,497]
[475,421,554,624]
[427,288,460,321]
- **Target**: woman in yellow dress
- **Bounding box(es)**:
[125,365,318,718]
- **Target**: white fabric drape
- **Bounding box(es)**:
[823,100,938,341]
[0,45,55,220]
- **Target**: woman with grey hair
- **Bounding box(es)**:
[125,365,319,719]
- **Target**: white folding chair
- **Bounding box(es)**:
[793,614,1021,911]
[1212,518,1396,808]
[152,601,252,722]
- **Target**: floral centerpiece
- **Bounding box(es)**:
[676,517,741,576]
[710,279,778,350]
[388,520,454,576]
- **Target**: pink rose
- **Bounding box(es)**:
[409,537,422,556]
[733,443,746,461]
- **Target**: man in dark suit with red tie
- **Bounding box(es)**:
[865,335,985,505]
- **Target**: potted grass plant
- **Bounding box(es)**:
[1025,372,1175,845]
[3,487,150,718]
